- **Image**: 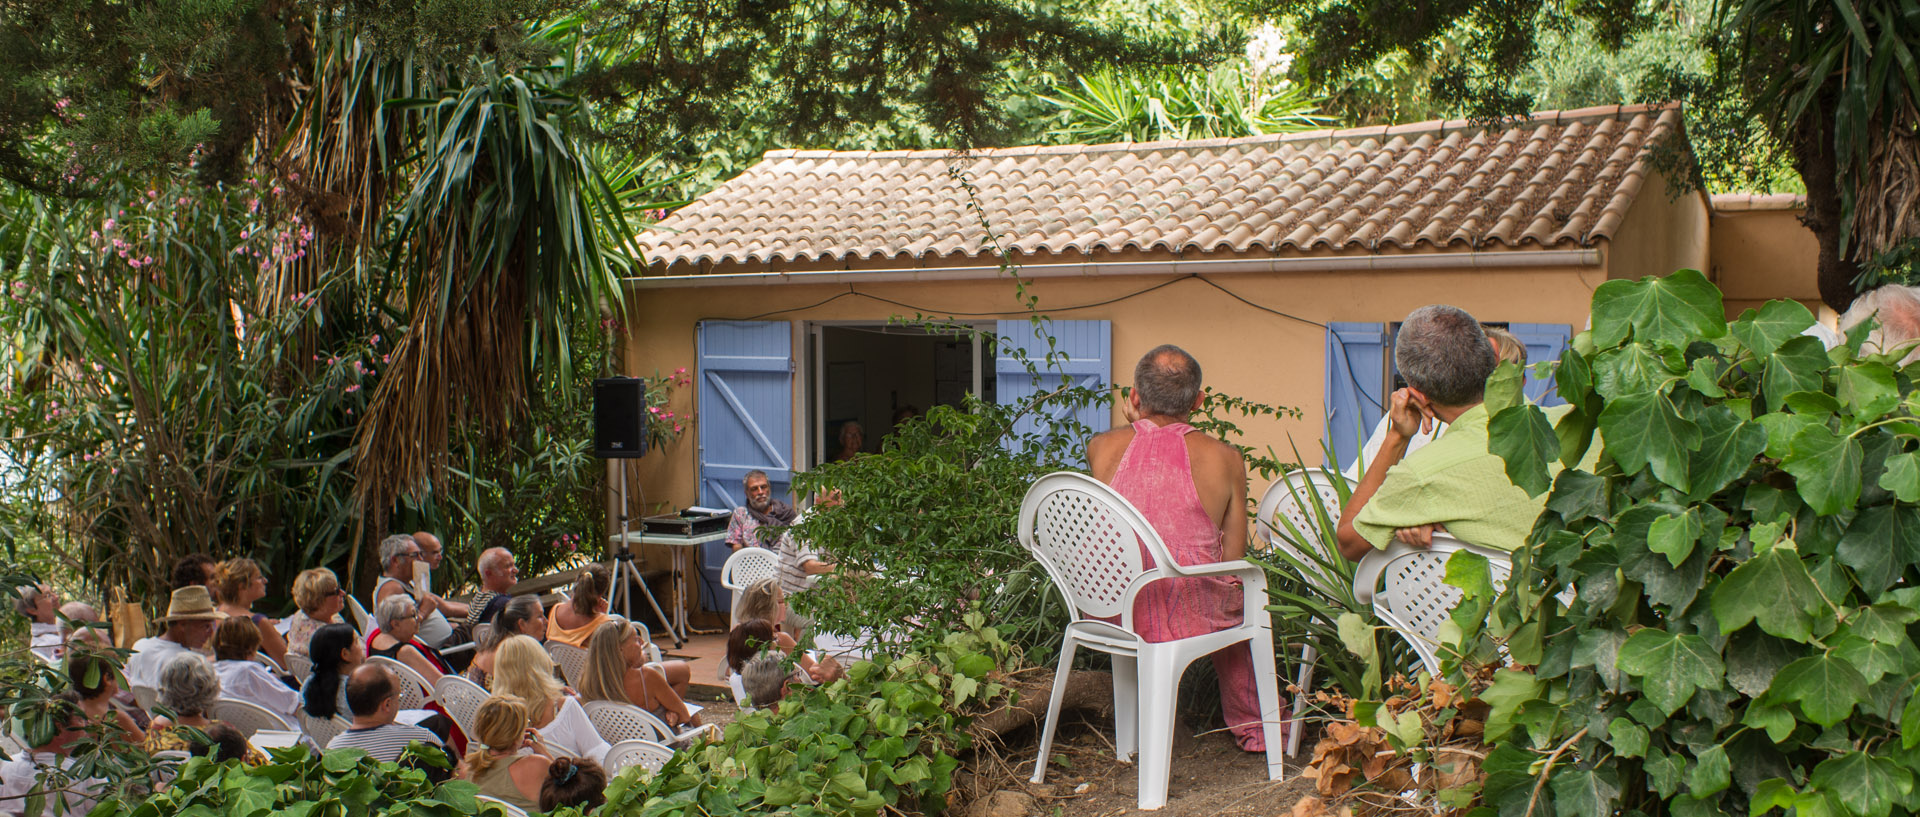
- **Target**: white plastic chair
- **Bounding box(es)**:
[475,795,530,817]
[1252,467,1348,758]
[720,547,780,626]
[1352,536,1514,678]
[252,652,286,676]
[131,685,160,711]
[432,674,490,739]
[545,641,590,687]
[634,620,664,665]
[366,656,434,710]
[581,700,668,743]
[298,710,351,747]
[284,652,313,681]
[1020,472,1285,810]
[347,596,373,634]
[604,738,675,776]
[211,697,296,739]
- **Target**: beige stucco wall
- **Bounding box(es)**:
[1709,204,1821,317]
[1605,171,1712,283]
[617,257,1604,514]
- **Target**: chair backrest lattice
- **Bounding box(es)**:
[582,700,670,743]
[1257,469,1345,556]
[285,653,313,681]
[298,710,348,747]
[546,641,590,687]
[1375,551,1512,641]
[1020,473,1159,621]
[720,548,780,592]
[604,738,675,776]
[432,675,490,739]
[210,698,295,739]
[365,657,431,711]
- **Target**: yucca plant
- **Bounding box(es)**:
[1040,61,1333,144]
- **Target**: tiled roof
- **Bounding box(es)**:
[635,103,1684,271]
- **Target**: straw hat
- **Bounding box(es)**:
[159,586,227,624]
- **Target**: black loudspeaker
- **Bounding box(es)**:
[593,377,650,458]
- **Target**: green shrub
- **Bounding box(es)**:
[1470,269,1920,817]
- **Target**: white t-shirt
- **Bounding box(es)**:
[124,637,198,691]
[28,623,60,662]
[0,753,105,817]
[537,696,611,764]
[214,659,301,717]
[1342,415,1443,481]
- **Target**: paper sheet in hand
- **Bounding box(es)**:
[396,709,436,726]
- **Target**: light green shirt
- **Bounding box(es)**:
[1353,403,1571,553]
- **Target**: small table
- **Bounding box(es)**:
[608,529,727,646]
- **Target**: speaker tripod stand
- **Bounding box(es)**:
[606,466,683,648]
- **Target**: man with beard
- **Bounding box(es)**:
[726,470,833,595]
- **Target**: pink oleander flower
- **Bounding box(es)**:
[344,384,360,393]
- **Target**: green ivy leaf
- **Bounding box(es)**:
[1846,603,1920,642]
[1726,629,1798,697]
[1877,452,1920,503]
[1810,752,1913,817]
[1556,345,1594,404]
[1839,362,1900,418]
[1607,717,1649,758]
[1731,300,1816,358]
[1546,469,1609,521]
[1488,405,1557,498]
[1751,779,1805,816]
[1688,743,1732,797]
[1762,336,1832,412]
[1591,269,1726,348]
[1712,542,1824,641]
[1743,700,1797,743]
[1686,355,1728,398]
[1837,504,1920,594]
[1648,510,1704,568]
[1598,391,1700,491]
[1573,629,1628,691]
[1480,669,1541,742]
[1485,362,1525,415]
[1902,688,1920,748]
[1783,424,1865,516]
[1646,749,1687,798]
[1832,636,1905,683]
[1616,630,1724,715]
[1756,412,1820,459]
[1771,653,1871,727]
[1550,767,1622,817]
[1595,343,1685,400]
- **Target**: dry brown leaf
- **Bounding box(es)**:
[1291,795,1330,817]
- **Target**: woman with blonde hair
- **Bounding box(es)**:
[213,557,289,668]
[545,565,611,648]
[490,635,610,762]
[286,568,351,657]
[459,694,551,811]
[577,619,703,728]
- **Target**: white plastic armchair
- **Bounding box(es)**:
[298,710,351,747]
[347,596,373,635]
[604,738,675,776]
[366,656,434,711]
[583,700,713,747]
[476,795,530,817]
[721,547,780,627]
[1019,472,1285,811]
[131,685,160,712]
[211,698,296,738]
[284,652,312,681]
[1252,467,1350,758]
[545,641,590,687]
[1352,535,1514,678]
[432,674,490,739]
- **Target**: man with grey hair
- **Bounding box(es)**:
[15,583,60,661]
[1087,344,1270,753]
[739,652,793,708]
[373,533,456,650]
[1336,305,1546,560]
[463,547,518,630]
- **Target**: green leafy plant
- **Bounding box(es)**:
[1466,269,1920,817]
[589,620,1013,817]
[1039,61,1332,144]
[97,744,477,817]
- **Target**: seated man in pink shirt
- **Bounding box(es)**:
[1085,344,1270,752]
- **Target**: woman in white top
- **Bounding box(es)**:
[211,616,301,717]
[490,635,610,763]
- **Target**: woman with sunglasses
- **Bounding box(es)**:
[287,568,353,657]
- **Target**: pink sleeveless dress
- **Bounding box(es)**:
[1108,419,1271,751]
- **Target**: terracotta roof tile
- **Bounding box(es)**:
[635,104,1684,270]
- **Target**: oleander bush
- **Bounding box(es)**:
[1464,269,1920,817]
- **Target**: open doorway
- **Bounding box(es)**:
[807,323,994,466]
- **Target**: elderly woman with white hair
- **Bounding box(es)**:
[369,594,448,684]
[142,653,266,763]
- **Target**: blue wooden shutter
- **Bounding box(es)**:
[696,321,793,508]
[995,319,1111,456]
[1324,323,1387,470]
[1508,323,1573,407]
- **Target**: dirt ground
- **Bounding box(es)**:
[691,688,1316,817]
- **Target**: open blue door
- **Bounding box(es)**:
[995,319,1111,458]
[1324,323,1387,470]
[696,320,792,612]
[1508,322,1573,407]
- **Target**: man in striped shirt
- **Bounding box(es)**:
[326,664,441,762]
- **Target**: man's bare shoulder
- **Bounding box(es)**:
[1183,432,1247,474]
[1087,426,1136,480]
